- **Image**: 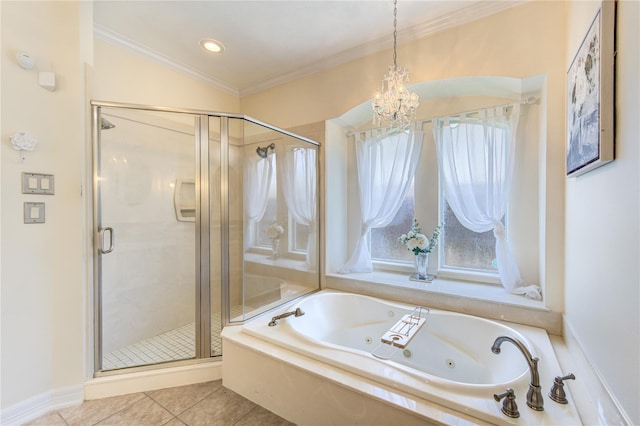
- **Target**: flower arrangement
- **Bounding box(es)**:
[265,223,284,239]
[398,219,442,255]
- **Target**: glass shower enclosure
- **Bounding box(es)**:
[91,101,321,373]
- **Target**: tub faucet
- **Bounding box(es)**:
[491,336,544,411]
[268,308,304,326]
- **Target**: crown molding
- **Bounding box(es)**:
[239,0,526,97]
[95,1,525,99]
[94,25,240,97]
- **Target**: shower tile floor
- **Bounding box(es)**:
[103,313,226,370]
[103,285,311,370]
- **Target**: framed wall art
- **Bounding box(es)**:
[566,1,616,177]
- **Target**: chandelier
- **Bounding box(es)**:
[372,0,419,128]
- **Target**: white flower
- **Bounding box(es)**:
[399,219,442,255]
[265,223,284,239]
[414,233,429,250]
[10,133,37,152]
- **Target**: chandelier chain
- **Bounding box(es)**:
[393,0,398,68]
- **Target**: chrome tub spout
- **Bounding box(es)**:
[492,336,544,411]
[268,308,304,326]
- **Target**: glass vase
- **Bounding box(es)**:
[270,238,280,259]
[415,252,429,280]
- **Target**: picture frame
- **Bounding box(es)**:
[566,1,616,177]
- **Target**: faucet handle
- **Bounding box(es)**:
[494,388,520,418]
[549,373,575,404]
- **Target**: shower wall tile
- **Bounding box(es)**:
[100,116,196,354]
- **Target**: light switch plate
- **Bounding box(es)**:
[24,202,45,224]
[22,172,54,195]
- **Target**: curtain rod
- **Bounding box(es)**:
[345,96,539,137]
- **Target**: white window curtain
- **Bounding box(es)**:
[279,146,317,267]
[433,104,542,299]
[339,128,424,273]
[243,153,274,249]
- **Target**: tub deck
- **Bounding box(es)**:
[222,290,582,425]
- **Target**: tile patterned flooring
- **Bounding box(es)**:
[103,321,222,370]
[25,380,294,426]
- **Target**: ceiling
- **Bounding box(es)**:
[94,1,521,97]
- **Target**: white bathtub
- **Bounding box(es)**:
[222,290,582,425]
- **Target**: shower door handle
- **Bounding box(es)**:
[99,227,114,254]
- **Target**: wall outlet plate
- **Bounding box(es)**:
[22,172,54,195]
[24,202,45,224]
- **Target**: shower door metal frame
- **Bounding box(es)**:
[91,101,222,374]
[90,100,320,375]
[195,114,211,359]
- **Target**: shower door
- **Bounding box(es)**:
[93,105,218,372]
[92,101,321,373]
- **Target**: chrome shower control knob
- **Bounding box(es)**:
[549,373,575,404]
[494,388,519,418]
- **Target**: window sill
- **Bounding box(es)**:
[325,270,561,335]
[244,252,311,272]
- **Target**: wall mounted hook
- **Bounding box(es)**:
[10,132,38,164]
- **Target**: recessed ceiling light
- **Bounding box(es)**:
[199,38,225,53]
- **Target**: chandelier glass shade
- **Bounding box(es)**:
[372,0,419,129]
[372,65,419,127]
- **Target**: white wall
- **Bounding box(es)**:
[2,0,637,423]
[564,1,639,423]
[1,1,85,410]
[0,1,241,418]
[243,1,567,312]
[91,39,239,112]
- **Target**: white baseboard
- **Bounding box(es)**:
[0,385,84,426]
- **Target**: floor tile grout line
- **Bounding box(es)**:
[145,391,198,419]
[61,393,147,426]
[231,404,259,426]
[28,381,291,426]
[55,411,70,426]
[88,394,173,426]
[161,415,183,426]
[144,383,223,419]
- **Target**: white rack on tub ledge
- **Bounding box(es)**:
[372,306,429,359]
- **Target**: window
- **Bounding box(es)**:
[335,80,542,291]
[440,198,500,274]
[290,220,310,254]
[371,179,415,264]
[252,148,314,260]
[366,119,513,281]
[255,169,278,248]
[434,115,516,283]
